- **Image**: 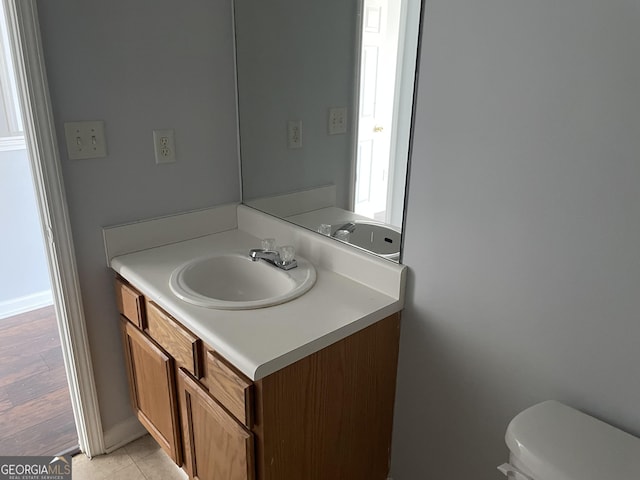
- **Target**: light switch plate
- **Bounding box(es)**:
[64,121,107,160]
[328,107,347,135]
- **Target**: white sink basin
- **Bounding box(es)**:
[169,252,316,310]
[333,221,401,261]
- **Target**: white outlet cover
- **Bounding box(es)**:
[287,120,302,149]
[153,129,176,164]
[64,121,107,160]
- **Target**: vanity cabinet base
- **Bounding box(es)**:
[254,312,401,480]
[115,275,401,480]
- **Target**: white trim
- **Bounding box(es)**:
[5,0,105,457]
[0,1,23,135]
[0,289,53,319]
[348,0,365,212]
[102,417,147,454]
[385,0,408,223]
[0,134,25,151]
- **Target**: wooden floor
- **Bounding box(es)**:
[0,305,78,456]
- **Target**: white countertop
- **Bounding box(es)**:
[111,228,403,380]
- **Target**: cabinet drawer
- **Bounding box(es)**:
[204,350,253,427]
[146,301,202,377]
[114,278,145,328]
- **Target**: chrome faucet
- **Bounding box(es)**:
[249,248,298,270]
[332,222,357,236]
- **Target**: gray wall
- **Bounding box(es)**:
[236,0,357,207]
[36,0,239,434]
[0,148,50,307]
[393,0,640,478]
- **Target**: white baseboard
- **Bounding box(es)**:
[0,290,53,319]
[103,415,148,454]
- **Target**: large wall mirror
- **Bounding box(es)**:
[235,0,422,262]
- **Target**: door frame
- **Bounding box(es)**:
[4,0,105,457]
[348,0,365,212]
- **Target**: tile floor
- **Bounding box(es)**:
[71,435,187,480]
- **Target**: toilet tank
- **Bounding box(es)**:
[500,400,640,480]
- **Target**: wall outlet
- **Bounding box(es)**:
[64,121,107,160]
[153,129,176,164]
[288,120,302,149]
[328,107,347,135]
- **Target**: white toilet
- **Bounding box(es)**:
[499,400,640,480]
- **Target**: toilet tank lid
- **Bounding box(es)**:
[505,401,640,480]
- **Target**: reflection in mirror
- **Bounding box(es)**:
[235,0,422,262]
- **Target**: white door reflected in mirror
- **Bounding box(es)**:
[355,0,401,223]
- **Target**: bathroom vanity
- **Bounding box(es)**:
[106,204,406,480]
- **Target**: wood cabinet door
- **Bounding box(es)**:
[178,368,255,480]
[121,318,182,464]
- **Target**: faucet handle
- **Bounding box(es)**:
[317,223,332,236]
[278,245,295,264]
[261,238,276,251]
